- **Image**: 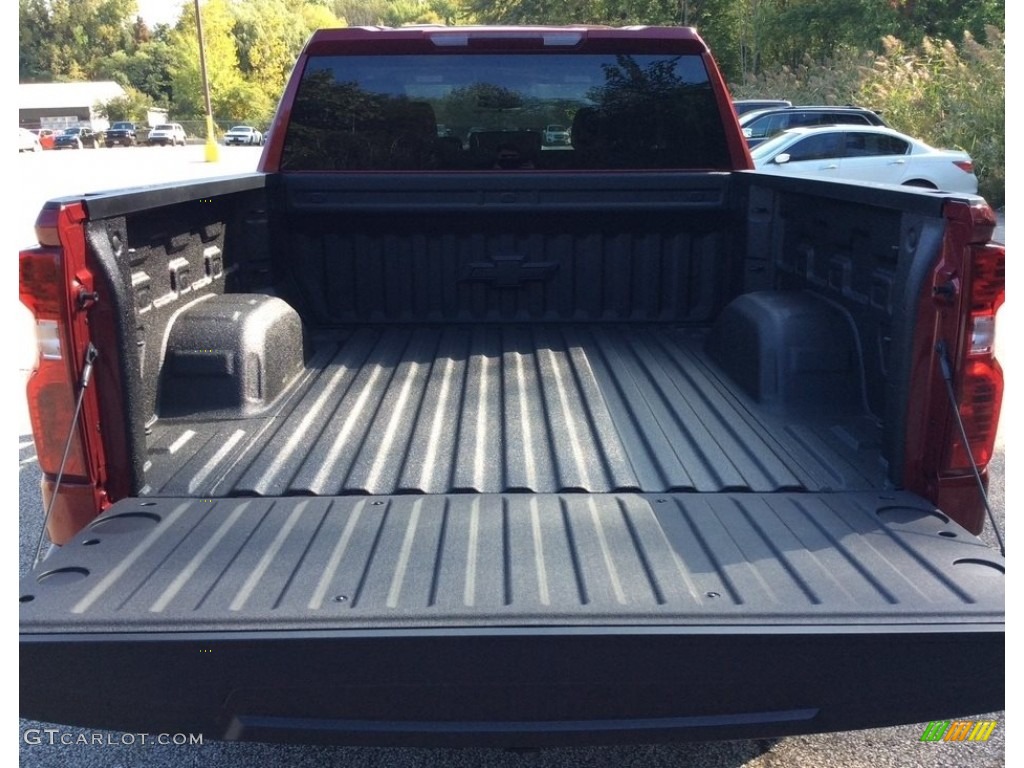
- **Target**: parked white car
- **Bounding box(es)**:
[223,125,263,146]
[543,124,571,146]
[751,125,978,194]
[147,123,187,147]
[19,127,42,153]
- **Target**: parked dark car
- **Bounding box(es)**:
[105,121,137,147]
[738,105,886,148]
[53,126,103,149]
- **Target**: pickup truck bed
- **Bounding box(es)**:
[143,324,883,497]
[20,168,1004,744]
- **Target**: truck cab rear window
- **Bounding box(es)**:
[281,53,731,171]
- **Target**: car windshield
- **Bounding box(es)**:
[737,110,773,126]
[112,122,133,129]
[154,125,173,131]
[230,126,252,132]
[61,128,82,135]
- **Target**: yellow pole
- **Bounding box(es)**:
[204,115,218,162]
[195,0,219,162]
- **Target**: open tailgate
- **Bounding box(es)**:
[20,491,1004,746]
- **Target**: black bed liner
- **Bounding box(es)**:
[142,324,885,498]
[20,490,1004,743]
[21,490,1002,633]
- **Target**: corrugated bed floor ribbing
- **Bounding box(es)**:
[21,492,1003,632]
[142,325,886,498]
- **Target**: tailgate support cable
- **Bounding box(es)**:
[935,340,1004,556]
[33,342,99,567]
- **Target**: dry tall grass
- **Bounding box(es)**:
[732,29,1004,207]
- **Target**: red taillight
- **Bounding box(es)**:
[20,248,91,481]
[20,201,109,546]
[945,358,1003,469]
[953,159,974,174]
[904,201,1003,533]
[19,246,62,317]
[942,242,1005,474]
[967,243,1005,312]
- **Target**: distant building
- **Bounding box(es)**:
[147,107,169,128]
[19,81,128,132]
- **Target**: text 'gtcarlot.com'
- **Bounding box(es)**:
[23,729,204,746]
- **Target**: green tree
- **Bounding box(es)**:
[232,0,342,101]
[168,0,272,122]
[95,31,176,106]
[96,85,150,121]
[233,0,306,93]
[430,0,463,24]
[383,0,445,25]
[301,1,342,30]
[331,0,389,26]
[465,0,598,25]
[19,0,54,81]
[20,0,141,81]
[890,0,1004,44]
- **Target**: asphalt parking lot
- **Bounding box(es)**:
[13,146,1006,768]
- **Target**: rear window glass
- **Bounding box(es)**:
[786,132,842,161]
[844,132,909,157]
[281,53,731,171]
[827,112,872,126]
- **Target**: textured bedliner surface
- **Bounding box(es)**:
[142,324,886,498]
[21,491,1003,632]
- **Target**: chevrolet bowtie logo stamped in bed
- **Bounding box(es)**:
[460,255,559,288]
